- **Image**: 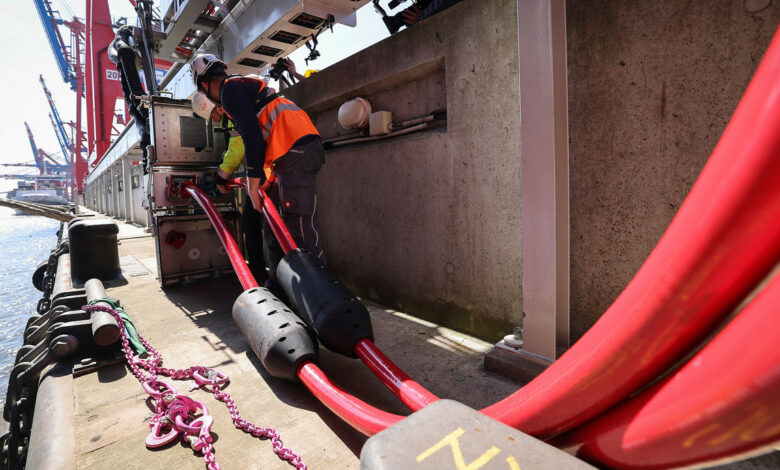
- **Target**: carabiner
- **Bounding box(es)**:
[192,368,229,388]
[145,416,179,448]
[141,380,177,400]
[187,415,214,451]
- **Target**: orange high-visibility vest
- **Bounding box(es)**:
[223,76,319,181]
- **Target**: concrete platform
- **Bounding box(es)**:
[70,212,522,469]
[66,210,780,469]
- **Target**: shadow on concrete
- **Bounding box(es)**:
[96,363,127,383]
[155,276,523,455]
[160,277,246,353]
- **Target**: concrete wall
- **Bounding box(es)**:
[83,157,146,226]
[285,0,522,341]
[567,0,780,341]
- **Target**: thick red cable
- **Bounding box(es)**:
[182,183,258,290]
[223,29,780,438]
[297,362,403,436]
[183,182,402,436]
[550,272,780,469]
[225,179,297,253]
[225,180,440,410]
[480,26,780,436]
[353,339,439,411]
[218,52,780,447]
[224,180,437,412]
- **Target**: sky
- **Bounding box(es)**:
[0,0,389,192]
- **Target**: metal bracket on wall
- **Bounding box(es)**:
[485,0,569,380]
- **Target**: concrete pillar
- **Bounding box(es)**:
[110,166,118,217]
[115,165,122,218]
[99,174,105,214]
[122,157,134,223]
[102,173,108,214]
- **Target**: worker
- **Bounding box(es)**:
[191,54,326,296]
[192,91,266,281]
[277,58,306,91]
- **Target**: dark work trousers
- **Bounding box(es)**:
[262,135,326,292]
[241,194,266,281]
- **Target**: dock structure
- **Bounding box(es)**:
[12,0,780,468]
[46,212,520,469]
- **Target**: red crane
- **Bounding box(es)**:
[34,1,93,196]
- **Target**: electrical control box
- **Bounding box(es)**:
[149,96,227,166]
[155,213,239,286]
[150,171,234,210]
[147,96,242,286]
[369,111,393,136]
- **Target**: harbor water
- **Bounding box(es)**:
[0,207,60,406]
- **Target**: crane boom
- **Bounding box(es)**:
[40,75,72,165]
[32,0,76,89]
[24,122,44,174]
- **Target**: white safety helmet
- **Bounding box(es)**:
[191,53,227,88]
[191,91,216,120]
[338,97,372,129]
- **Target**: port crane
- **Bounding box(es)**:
[33,0,88,195]
[24,122,69,174]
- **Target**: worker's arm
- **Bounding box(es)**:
[221,80,266,210]
[217,134,245,178]
[215,134,245,193]
[281,58,306,84]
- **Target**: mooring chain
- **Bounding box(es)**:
[83,304,307,470]
[0,226,69,469]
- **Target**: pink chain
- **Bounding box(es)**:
[84,304,307,470]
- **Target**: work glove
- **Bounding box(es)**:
[198,173,227,199]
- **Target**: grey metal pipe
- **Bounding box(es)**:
[330,123,430,147]
[85,279,120,346]
[26,362,77,470]
[321,130,368,145]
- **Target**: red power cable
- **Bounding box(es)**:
[550,271,780,468]
[225,179,297,253]
[182,182,402,436]
[353,339,440,410]
[225,26,780,449]
[298,362,404,436]
[182,183,258,290]
[226,179,439,411]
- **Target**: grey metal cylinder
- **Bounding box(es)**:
[85,279,120,346]
[232,287,318,382]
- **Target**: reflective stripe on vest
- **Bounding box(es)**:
[256,97,319,180]
[256,100,303,140]
[223,76,319,180]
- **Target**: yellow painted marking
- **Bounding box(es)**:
[506,456,522,470]
[416,427,502,470]
[683,423,720,448]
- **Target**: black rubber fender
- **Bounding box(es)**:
[276,249,374,358]
[232,287,318,382]
[31,261,47,292]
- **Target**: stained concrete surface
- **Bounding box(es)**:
[284,0,522,342]
[567,0,780,342]
[71,215,522,469]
